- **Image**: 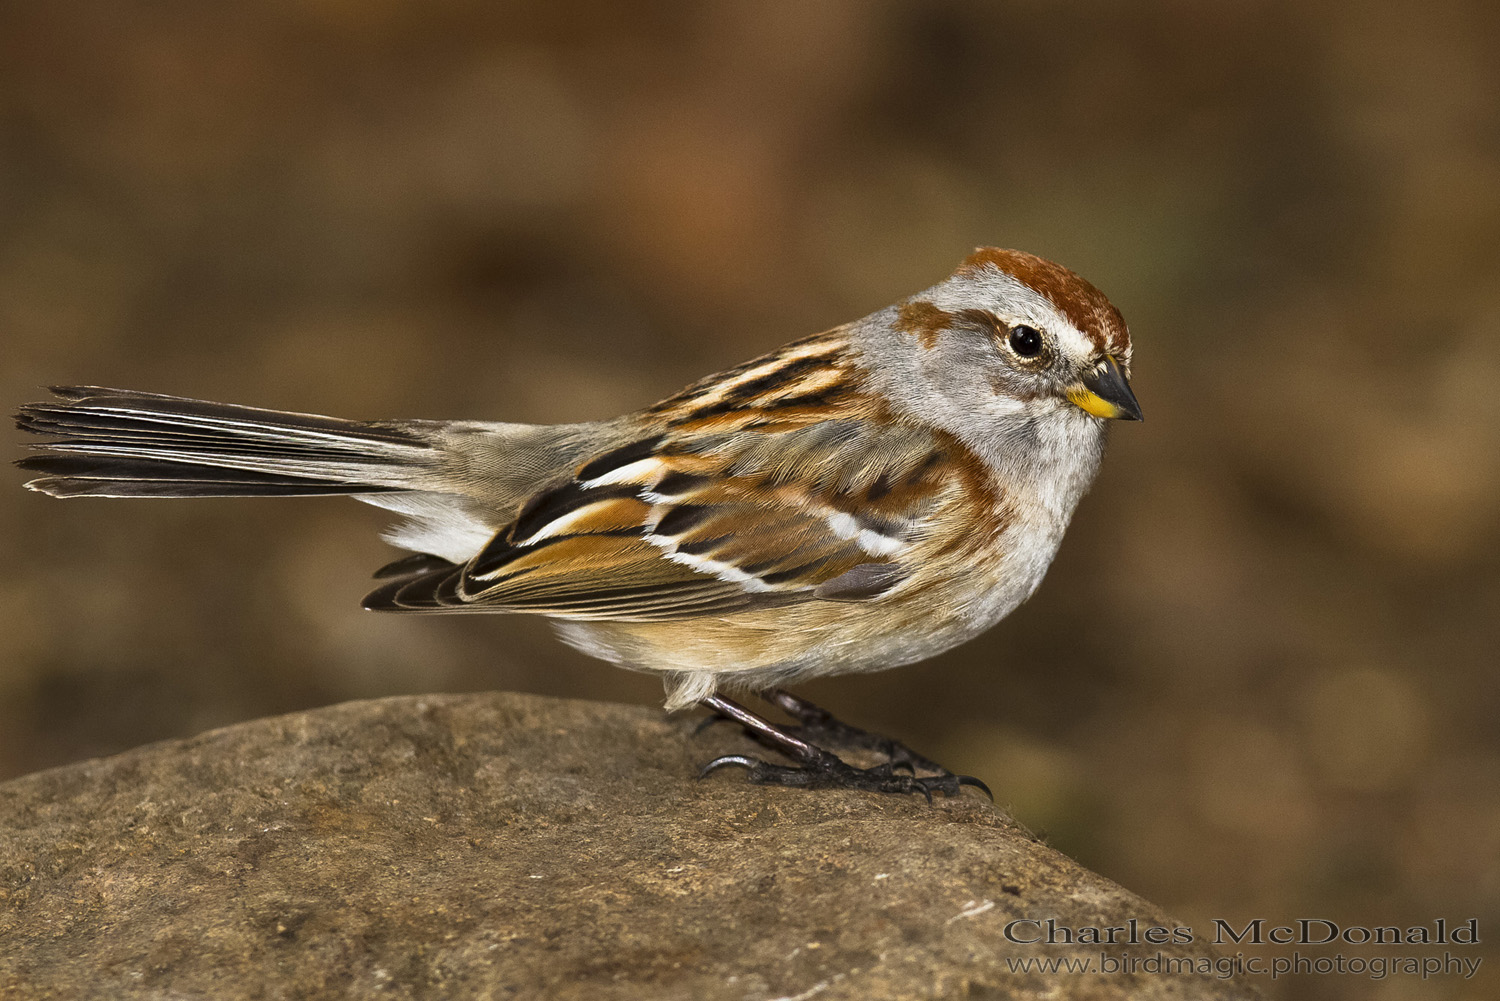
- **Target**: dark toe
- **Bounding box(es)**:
[957,774,994,800]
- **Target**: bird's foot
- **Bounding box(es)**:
[701,749,984,802]
[764,689,988,795]
[694,692,992,800]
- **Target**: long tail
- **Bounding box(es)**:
[16,386,440,498]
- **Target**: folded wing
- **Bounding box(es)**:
[362,418,952,621]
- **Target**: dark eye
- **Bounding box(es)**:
[1008,324,1043,358]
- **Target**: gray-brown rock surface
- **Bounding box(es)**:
[0,692,1256,999]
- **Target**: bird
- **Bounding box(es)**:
[16,247,1140,799]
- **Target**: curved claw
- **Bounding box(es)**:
[957,774,994,800]
[700,754,758,778]
[693,693,995,802]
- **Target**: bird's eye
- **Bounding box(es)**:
[1008,324,1043,358]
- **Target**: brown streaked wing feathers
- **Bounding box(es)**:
[361,562,758,620]
[365,336,955,621]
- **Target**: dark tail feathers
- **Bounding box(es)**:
[16,386,437,498]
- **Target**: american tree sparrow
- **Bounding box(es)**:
[17,249,1140,798]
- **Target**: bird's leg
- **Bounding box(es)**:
[697,694,988,800]
[761,689,985,791]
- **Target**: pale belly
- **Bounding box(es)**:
[554,513,1068,708]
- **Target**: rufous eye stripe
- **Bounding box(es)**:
[895,300,952,349]
[958,248,1129,358]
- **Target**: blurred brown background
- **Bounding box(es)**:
[2,2,1497,998]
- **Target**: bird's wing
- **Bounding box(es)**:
[362,416,956,621]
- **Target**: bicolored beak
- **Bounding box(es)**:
[1067,355,1142,421]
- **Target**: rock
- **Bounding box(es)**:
[0,692,1256,999]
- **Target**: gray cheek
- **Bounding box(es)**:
[927,333,1008,396]
[999,416,1042,452]
[984,367,1042,402]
